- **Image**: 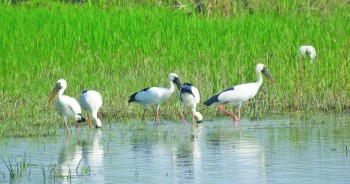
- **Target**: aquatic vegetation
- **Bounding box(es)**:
[0,153,35,181]
[1,156,16,178]
[0,1,349,136]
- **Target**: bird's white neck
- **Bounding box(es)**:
[256,70,263,87]
[57,88,66,100]
[169,81,175,94]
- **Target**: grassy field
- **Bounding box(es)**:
[0,0,349,136]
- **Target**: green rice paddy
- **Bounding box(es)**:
[0,0,349,136]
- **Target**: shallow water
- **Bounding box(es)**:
[1,115,350,183]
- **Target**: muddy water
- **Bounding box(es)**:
[1,115,349,183]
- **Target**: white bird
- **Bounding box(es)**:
[299,45,316,61]
[128,73,182,124]
[179,83,203,125]
[80,90,103,128]
[203,64,274,121]
[49,79,86,134]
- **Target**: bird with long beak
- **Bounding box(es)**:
[128,73,182,124]
[49,79,86,134]
[203,63,274,121]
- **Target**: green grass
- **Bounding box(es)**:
[0,1,349,136]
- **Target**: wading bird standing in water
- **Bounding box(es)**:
[203,63,274,121]
[80,90,103,128]
[179,83,203,126]
[128,73,182,124]
[49,79,86,134]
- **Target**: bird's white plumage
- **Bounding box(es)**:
[299,45,316,61]
[134,87,174,108]
[49,79,85,133]
[194,112,203,121]
[180,85,200,106]
[128,73,182,123]
[180,83,202,123]
[56,95,83,121]
[217,83,261,107]
[80,90,103,128]
[203,63,274,121]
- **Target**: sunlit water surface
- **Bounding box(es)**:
[1,115,350,183]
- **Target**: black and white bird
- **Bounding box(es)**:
[128,73,182,124]
[80,90,103,128]
[203,63,274,121]
[49,79,86,134]
[179,83,203,125]
[299,45,316,61]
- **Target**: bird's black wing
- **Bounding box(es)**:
[128,87,150,103]
[180,84,195,96]
[203,87,234,106]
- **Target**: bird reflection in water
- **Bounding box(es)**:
[58,130,104,183]
[170,125,204,182]
[174,123,268,183]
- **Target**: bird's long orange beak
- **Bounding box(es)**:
[49,85,59,103]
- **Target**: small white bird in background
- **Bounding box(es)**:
[80,90,103,128]
[128,73,182,124]
[299,45,316,61]
[49,79,86,134]
[179,83,203,125]
[203,64,274,121]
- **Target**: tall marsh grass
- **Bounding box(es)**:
[0,0,349,136]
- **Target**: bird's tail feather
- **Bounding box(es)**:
[128,92,138,103]
[203,96,217,106]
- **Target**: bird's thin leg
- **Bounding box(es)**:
[217,103,239,121]
[152,108,155,122]
[155,105,160,125]
[76,121,79,132]
[65,121,69,134]
[65,134,69,144]
[87,115,92,128]
[142,108,148,120]
[192,112,195,127]
[180,107,186,125]
[238,108,241,120]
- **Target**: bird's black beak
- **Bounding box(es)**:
[173,77,182,91]
[262,67,275,84]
